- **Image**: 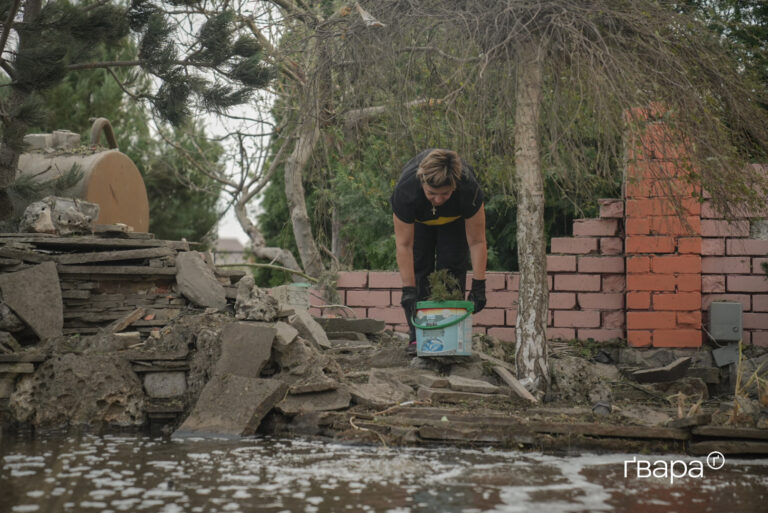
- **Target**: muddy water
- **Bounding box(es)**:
[2,434,768,513]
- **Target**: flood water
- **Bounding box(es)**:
[2,433,768,513]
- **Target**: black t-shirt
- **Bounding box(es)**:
[390,149,484,225]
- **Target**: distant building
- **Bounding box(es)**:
[213,238,249,265]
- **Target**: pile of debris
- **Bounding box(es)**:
[2,228,768,455]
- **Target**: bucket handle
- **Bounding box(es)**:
[411,308,473,330]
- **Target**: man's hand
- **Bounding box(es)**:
[467,279,486,313]
[400,286,418,323]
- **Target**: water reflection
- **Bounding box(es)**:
[1,434,767,512]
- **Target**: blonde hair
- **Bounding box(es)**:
[417,149,462,189]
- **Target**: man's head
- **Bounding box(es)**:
[417,149,462,207]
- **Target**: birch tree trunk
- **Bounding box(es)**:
[513,39,550,393]
[234,200,303,277]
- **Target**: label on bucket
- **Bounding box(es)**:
[414,306,472,357]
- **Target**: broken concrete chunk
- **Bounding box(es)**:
[174,375,287,438]
[0,261,63,340]
[19,196,99,235]
[216,322,276,378]
[349,381,412,409]
[273,321,299,350]
[289,309,331,349]
[143,372,186,398]
[631,357,692,383]
[276,387,351,415]
[175,252,227,310]
[0,302,25,332]
[0,331,22,353]
[288,373,339,394]
[447,375,501,394]
[235,275,280,321]
[369,369,415,397]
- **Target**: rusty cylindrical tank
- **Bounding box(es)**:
[16,119,150,232]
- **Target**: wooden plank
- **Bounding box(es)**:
[528,421,690,440]
[0,353,45,363]
[689,440,768,456]
[692,425,768,440]
[55,247,174,265]
[0,363,35,374]
[493,365,538,403]
[105,307,146,333]
[475,351,516,374]
[57,264,177,276]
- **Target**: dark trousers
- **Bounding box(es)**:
[407,220,469,339]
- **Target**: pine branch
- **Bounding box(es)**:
[0,0,21,66]
[66,60,143,71]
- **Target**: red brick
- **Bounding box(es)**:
[752,295,768,312]
[626,236,676,254]
[600,237,623,255]
[505,309,518,326]
[599,199,624,219]
[391,289,402,305]
[651,255,702,274]
[653,329,702,348]
[652,292,701,311]
[626,273,675,291]
[603,275,626,292]
[554,310,601,328]
[627,256,651,273]
[547,327,576,340]
[648,215,700,236]
[625,218,650,235]
[677,311,702,327]
[602,310,625,329]
[549,292,577,309]
[701,201,723,219]
[703,275,725,293]
[573,218,619,237]
[578,328,624,342]
[578,293,624,310]
[486,291,518,308]
[507,273,520,291]
[550,237,599,254]
[625,178,654,199]
[744,313,768,330]
[309,307,322,317]
[337,271,368,288]
[627,311,677,330]
[367,307,407,324]
[578,256,624,274]
[546,255,577,272]
[676,274,702,292]
[626,198,700,218]
[554,274,602,292]
[473,308,505,326]
[751,331,768,347]
[753,258,768,275]
[678,237,702,254]
[628,330,652,347]
[703,294,751,311]
[702,257,750,274]
[368,272,401,288]
[702,219,750,238]
[702,238,725,256]
[728,275,768,293]
[727,239,768,256]
[627,291,650,309]
[485,272,507,291]
[488,327,516,342]
[346,290,390,307]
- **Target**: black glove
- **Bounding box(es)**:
[400,286,418,322]
[467,279,486,313]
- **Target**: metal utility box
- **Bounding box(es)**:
[708,301,743,343]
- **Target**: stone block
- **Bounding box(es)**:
[289,309,331,349]
[174,375,287,438]
[273,321,299,349]
[175,252,227,310]
[143,372,186,398]
[216,322,276,378]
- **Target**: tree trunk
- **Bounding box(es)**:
[284,94,325,278]
[513,40,550,393]
[233,200,303,279]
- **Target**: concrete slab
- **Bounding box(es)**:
[0,261,62,339]
[216,322,276,378]
[273,321,299,350]
[175,252,227,310]
[143,372,186,398]
[276,388,351,415]
[289,309,331,349]
[447,375,502,394]
[173,375,287,438]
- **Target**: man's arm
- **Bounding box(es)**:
[465,204,487,279]
[393,214,416,286]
